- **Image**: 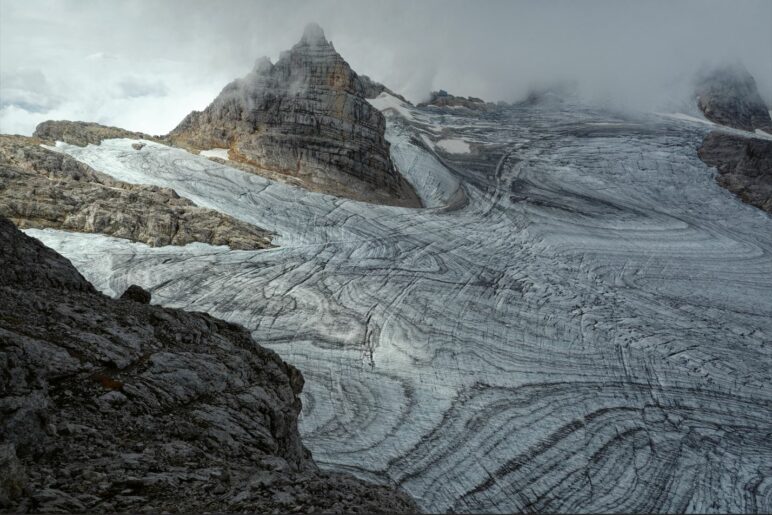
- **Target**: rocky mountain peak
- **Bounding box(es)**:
[300,22,328,46]
[168,25,420,207]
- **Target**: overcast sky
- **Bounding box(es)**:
[1,0,770,135]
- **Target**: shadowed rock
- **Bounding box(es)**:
[119,285,151,304]
[694,65,772,214]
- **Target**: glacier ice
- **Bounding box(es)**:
[29,101,772,513]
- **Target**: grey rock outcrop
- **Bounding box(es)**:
[698,131,772,213]
[418,90,491,111]
[0,216,417,512]
[0,134,273,249]
[695,63,772,133]
[169,23,420,207]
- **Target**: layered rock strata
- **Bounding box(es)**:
[169,23,420,207]
[0,135,272,249]
[0,216,417,513]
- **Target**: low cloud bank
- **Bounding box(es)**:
[2,0,770,135]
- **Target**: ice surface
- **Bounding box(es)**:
[30,103,772,513]
[436,138,471,153]
[658,112,772,141]
[656,112,716,126]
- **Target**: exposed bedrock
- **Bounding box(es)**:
[169,23,420,208]
[695,63,772,133]
[698,131,772,212]
[0,216,417,513]
[0,135,272,249]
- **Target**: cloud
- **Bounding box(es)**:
[117,77,169,99]
[1,0,770,135]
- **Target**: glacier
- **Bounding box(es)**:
[27,101,772,513]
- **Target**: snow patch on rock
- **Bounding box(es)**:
[436,138,471,154]
[367,92,415,121]
[200,148,230,160]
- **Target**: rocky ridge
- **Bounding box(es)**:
[169,23,420,207]
[0,216,417,512]
[418,90,491,111]
[0,134,272,249]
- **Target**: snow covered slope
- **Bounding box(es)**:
[29,102,772,513]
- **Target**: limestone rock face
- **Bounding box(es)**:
[695,64,772,132]
[0,135,273,249]
[169,23,420,207]
[0,216,417,513]
[698,131,772,212]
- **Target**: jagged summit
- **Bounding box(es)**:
[169,24,420,207]
[300,22,327,46]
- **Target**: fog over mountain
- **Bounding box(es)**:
[1,0,770,135]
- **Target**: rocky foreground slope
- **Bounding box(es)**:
[169,23,420,207]
[0,216,416,512]
[0,135,272,249]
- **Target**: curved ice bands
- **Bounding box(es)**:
[31,103,772,513]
